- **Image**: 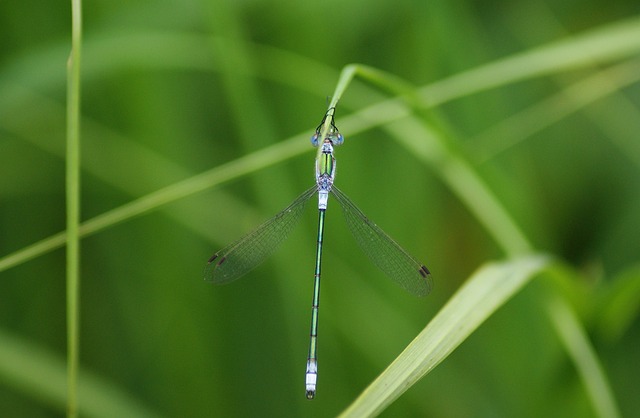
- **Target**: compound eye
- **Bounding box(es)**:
[332,133,344,145]
[310,133,320,147]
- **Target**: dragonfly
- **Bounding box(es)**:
[204,108,432,400]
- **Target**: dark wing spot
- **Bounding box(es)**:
[419,265,430,278]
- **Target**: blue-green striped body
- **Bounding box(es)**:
[306,138,337,399]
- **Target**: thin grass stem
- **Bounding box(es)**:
[66,1,82,416]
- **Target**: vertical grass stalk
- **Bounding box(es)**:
[66,0,82,417]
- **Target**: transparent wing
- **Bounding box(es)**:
[331,186,433,297]
[204,186,317,284]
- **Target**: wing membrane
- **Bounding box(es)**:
[331,186,432,296]
[204,186,317,284]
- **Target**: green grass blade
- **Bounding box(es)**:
[546,294,621,418]
[472,57,640,164]
[419,15,640,106]
[0,131,309,274]
[339,63,533,255]
[339,255,550,418]
[338,64,622,418]
[66,1,82,416]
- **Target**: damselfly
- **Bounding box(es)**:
[204,108,432,399]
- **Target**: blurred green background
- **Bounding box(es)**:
[1,0,640,417]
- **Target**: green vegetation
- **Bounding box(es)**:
[1,1,639,417]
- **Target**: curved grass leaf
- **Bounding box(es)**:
[546,293,621,418]
[339,255,550,417]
